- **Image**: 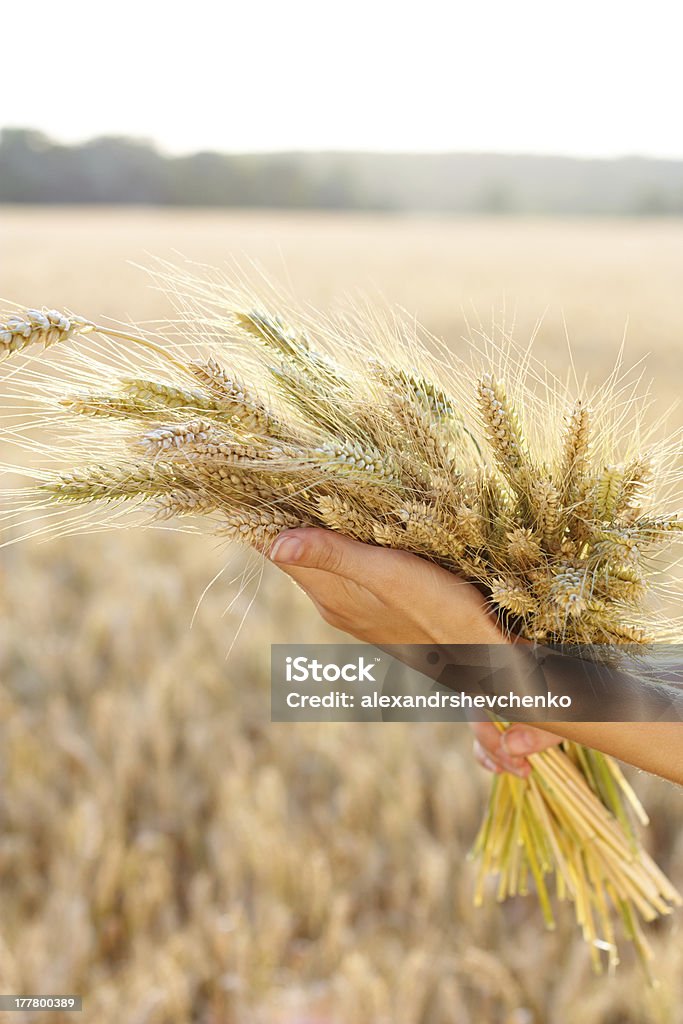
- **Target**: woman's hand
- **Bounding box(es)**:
[269,527,505,646]
[269,527,564,777]
[470,721,563,778]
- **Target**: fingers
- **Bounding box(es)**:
[501,724,563,758]
[471,722,562,778]
[270,528,370,577]
[269,527,428,589]
[471,721,531,778]
[473,739,502,774]
[268,528,495,644]
[268,527,411,626]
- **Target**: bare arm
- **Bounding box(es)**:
[526,721,683,786]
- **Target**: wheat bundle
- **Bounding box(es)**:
[2,265,682,977]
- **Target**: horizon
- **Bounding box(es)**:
[4,128,683,164]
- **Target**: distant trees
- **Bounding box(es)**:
[0,129,170,203]
[0,130,373,208]
[1,128,682,214]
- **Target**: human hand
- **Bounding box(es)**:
[471,720,563,778]
[269,527,565,776]
[268,527,506,646]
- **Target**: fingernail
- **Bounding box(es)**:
[482,755,501,774]
[503,729,535,756]
[269,535,303,564]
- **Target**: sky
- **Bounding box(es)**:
[4,0,682,158]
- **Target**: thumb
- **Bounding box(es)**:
[502,724,563,757]
[269,527,384,582]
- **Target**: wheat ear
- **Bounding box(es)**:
[1,308,93,356]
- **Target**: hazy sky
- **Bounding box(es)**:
[5,1,682,157]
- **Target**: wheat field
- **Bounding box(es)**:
[1,207,683,1024]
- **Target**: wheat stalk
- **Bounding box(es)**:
[189,358,281,434]
[41,462,181,502]
[220,507,305,549]
[317,494,377,543]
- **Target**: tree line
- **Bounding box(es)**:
[2,128,682,214]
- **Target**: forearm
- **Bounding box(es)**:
[530,648,683,783]
[533,721,683,786]
[427,642,683,783]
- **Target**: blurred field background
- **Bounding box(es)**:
[1,208,683,1024]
